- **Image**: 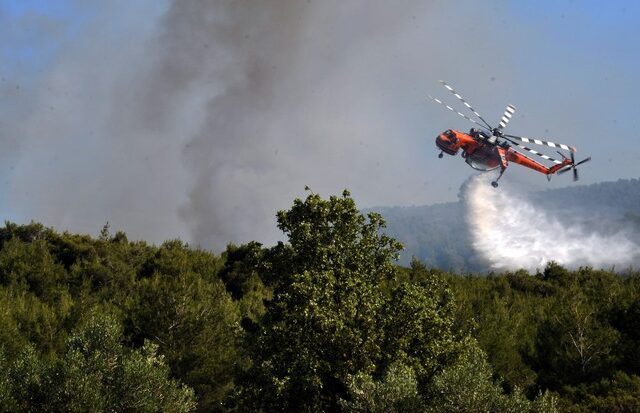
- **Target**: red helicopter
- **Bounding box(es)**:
[429,81,591,187]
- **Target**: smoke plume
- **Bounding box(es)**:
[3,1,443,249]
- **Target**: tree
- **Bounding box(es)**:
[559,371,640,413]
[0,348,18,413]
[534,283,620,388]
[380,279,459,384]
[0,311,197,412]
[339,361,424,412]
[424,340,559,413]
[58,312,196,412]
[239,190,400,410]
[0,237,66,299]
[127,240,241,412]
[219,242,271,322]
[238,190,461,411]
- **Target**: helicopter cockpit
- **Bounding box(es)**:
[435,129,461,156]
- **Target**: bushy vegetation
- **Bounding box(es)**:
[0,189,639,411]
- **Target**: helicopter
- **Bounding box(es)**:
[429,81,591,187]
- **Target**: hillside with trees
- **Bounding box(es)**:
[0,189,639,411]
[369,177,640,271]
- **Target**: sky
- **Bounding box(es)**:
[1,0,639,251]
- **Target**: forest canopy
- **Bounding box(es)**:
[0,190,639,412]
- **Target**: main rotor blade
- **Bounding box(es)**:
[427,95,491,132]
[439,81,494,130]
[497,104,516,130]
[504,134,576,152]
[502,137,563,164]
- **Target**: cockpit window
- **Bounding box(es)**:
[445,130,458,143]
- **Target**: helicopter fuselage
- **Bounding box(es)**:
[435,129,571,176]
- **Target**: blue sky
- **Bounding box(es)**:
[1,0,79,76]
[1,0,74,19]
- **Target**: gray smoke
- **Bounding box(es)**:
[168,1,415,247]
[2,1,191,242]
[3,1,446,249]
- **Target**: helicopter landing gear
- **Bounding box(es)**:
[438,151,443,158]
[491,181,499,188]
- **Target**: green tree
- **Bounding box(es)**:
[127,240,241,412]
[128,271,241,411]
[425,341,558,413]
[54,312,196,412]
[534,284,619,388]
[0,287,73,358]
[239,190,402,410]
[0,237,66,299]
[4,344,52,412]
[238,190,461,411]
[381,278,459,384]
[0,312,196,412]
[219,242,271,322]
[0,348,18,413]
[560,371,640,413]
[339,361,424,412]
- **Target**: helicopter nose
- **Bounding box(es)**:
[436,135,458,155]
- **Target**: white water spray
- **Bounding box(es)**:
[463,174,639,271]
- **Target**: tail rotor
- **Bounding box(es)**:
[557,151,591,181]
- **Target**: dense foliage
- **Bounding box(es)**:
[447,264,640,412]
[0,189,638,411]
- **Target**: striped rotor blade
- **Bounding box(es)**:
[504,134,576,152]
[427,95,491,131]
[503,137,562,164]
[508,146,540,165]
[497,104,516,130]
[439,80,493,130]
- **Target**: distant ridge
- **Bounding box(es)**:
[368,178,640,271]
